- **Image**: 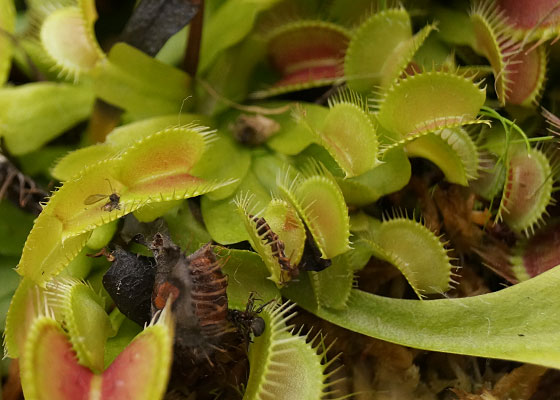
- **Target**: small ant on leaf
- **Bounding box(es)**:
[84,179,121,211]
[228,292,273,339]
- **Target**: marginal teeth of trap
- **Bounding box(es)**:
[244,301,340,400]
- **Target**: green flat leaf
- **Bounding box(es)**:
[133,200,183,223]
[18,146,70,178]
[0,256,19,329]
[190,130,251,200]
[199,0,282,74]
[104,317,142,368]
[91,43,192,119]
[309,247,366,310]
[219,248,280,311]
[201,171,271,245]
[338,146,411,206]
[266,103,327,156]
[0,83,94,155]
[164,200,212,254]
[285,267,560,369]
[0,0,16,85]
[432,7,476,47]
[85,220,118,250]
[196,35,266,115]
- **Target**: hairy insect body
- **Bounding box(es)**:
[228,293,268,340]
[149,234,229,364]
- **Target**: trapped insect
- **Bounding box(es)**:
[84,179,121,211]
[228,292,271,339]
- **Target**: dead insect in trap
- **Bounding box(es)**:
[84,179,121,211]
[228,292,271,340]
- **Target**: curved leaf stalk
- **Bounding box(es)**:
[284,267,560,369]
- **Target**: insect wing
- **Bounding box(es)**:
[84,193,109,205]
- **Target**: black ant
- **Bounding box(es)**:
[228,292,272,340]
[84,179,121,211]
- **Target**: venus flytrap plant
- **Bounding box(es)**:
[497,146,556,235]
[296,89,381,178]
[404,127,482,185]
[468,1,550,107]
[277,161,350,259]
[243,302,340,400]
[44,277,112,372]
[5,1,560,398]
[51,113,213,181]
[19,291,174,400]
[39,3,103,81]
[373,70,487,140]
[354,212,456,298]
[265,103,328,155]
[336,124,412,206]
[502,43,548,106]
[510,219,560,281]
[344,7,412,93]
[253,20,350,98]
[496,0,560,43]
[17,125,235,284]
[234,193,304,286]
[0,83,95,155]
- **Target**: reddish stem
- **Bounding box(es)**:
[183,0,204,77]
